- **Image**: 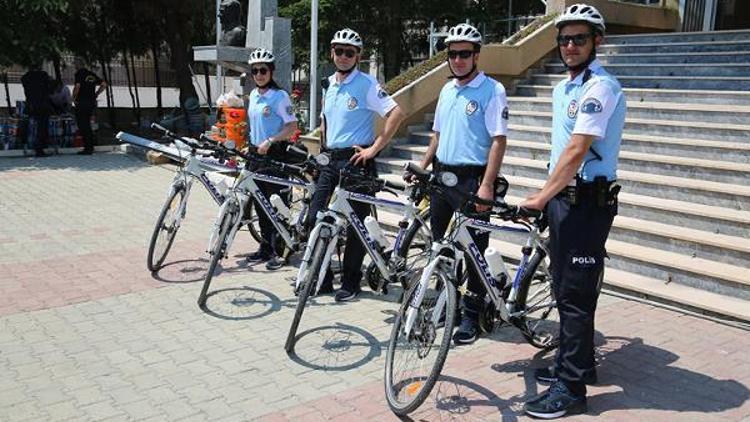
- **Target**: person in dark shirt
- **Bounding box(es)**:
[21,63,53,157]
[72,59,107,155]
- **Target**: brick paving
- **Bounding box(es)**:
[0,153,748,421]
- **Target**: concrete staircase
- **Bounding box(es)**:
[375,29,750,322]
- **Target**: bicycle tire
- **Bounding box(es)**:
[384,268,456,415]
[197,206,237,308]
[244,201,263,244]
[513,249,560,350]
[147,186,186,272]
[285,238,328,353]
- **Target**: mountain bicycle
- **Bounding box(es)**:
[383,163,558,416]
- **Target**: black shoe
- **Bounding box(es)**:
[535,366,557,384]
[265,256,285,271]
[246,249,271,263]
[334,289,359,302]
[452,315,480,345]
[35,151,50,157]
[523,381,587,419]
[535,366,597,385]
[77,150,93,155]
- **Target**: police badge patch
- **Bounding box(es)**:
[377,88,388,99]
[347,97,358,110]
[581,97,603,114]
[567,100,578,118]
[286,105,294,116]
[465,100,479,116]
[502,106,509,120]
[262,105,272,117]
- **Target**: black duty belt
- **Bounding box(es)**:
[557,176,620,207]
[323,147,360,160]
[433,159,486,179]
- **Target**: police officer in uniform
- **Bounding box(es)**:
[411,23,509,345]
[520,4,625,418]
[307,28,405,302]
[243,48,299,271]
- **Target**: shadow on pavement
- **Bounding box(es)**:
[492,336,750,416]
[200,286,283,321]
[152,258,209,283]
[287,323,383,372]
[0,151,151,173]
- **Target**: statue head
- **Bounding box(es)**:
[219,0,243,28]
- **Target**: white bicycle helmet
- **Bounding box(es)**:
[445,23,483,46]
[330,28,363,49]
[248,48,275,65]
[555,4,606,33]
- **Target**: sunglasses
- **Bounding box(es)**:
[251,67,269,75]
[334,48,358,58]
[556,33,594,47]
[447,49,475,60]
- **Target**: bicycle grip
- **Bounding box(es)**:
[150,123,169,134]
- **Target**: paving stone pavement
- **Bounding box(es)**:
[0,153,748,421]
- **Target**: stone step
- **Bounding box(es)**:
[531,73,750,91]
[598,40,750,55]
[597,51,750,65]
[376,156,750,210]
[545,62,750,78]
[511,109,750,142]
[507,96,750,125]
[391,140,749,194]
[513,85,750,105]
[605,29,750,45]
[506,124,750,164]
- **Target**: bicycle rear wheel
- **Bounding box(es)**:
[147,185,185,272]
[392,208,432,291]
[198,205,237,308]
[513,250,560,350]
[384,268,456,415]
[285,237,328,353]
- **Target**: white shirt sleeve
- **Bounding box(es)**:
[484,83,509,137]
[274,92,297,124]
[431,87,446,133]
[573,80,618,139]
[365,81,397,117]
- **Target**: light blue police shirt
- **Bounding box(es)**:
[432,72,509,166]
[323,70,397,149]
[247,88,296,146]
[549,59,626,182]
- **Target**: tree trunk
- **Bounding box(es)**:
[203,63,212,107]
[3,72,12,113]
[163,9,197,107]
[123,51,137,121]
[52,55,62,82]
[151,42,163,116]
[129,51,142,125]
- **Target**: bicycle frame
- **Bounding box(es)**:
[294,184,426,294]
[208,165,314,256]
[404,213,548,337]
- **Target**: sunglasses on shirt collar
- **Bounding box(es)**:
[251,67,269,75]
[447,49,475,59]
[556,33,595,47]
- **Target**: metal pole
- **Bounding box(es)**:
[429,21,435,58]
[215,0,223,98]
[508,0,513,36]
[309,0,319,131]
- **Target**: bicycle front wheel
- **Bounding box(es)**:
[384,268,456,415]
[147,185,186,272]
[514,250,560,350]
[198,206,237,308]
[285,237,328,353]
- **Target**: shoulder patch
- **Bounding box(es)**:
[377,88,388,99]
[501,106,509,120]
[286,105,294,116]
[580,97,603,114]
